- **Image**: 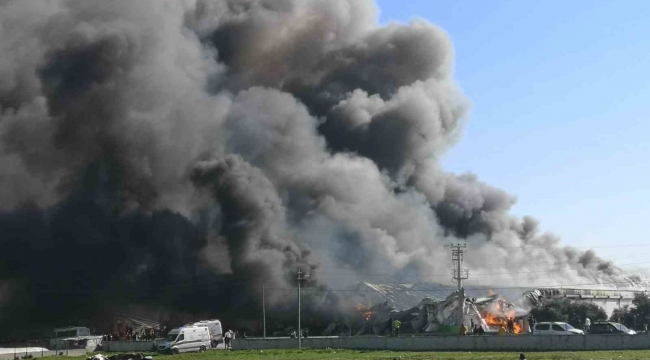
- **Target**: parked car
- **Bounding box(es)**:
[533,322,584,335]
[589,321,636,335]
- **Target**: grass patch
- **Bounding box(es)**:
[44,349,650,360]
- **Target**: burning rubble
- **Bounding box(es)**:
[477,297,527,334]
[345,286,530,335]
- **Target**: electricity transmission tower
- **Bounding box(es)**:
[446,243,469,327]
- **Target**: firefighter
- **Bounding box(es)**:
[507,318,514,334]
[392,319,402,337]
[498,325,507,336]
[459,325,467,336]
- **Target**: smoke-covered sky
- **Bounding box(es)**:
[0,0,643,336]
[377,0,650,271]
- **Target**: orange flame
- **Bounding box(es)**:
[482,307,523,334]
[356,304,374,321]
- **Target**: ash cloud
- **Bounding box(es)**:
[0,0,639,337]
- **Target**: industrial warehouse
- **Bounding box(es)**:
[2,0,650,358]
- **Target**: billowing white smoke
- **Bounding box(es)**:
[0,0,641,335]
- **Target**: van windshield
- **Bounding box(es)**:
[564,323,575,330]
[165,333,179,342]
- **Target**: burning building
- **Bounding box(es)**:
[340,282,650,336]
[0,0,647,338]
[326,282,530,335]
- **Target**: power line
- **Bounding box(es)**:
[262,279,650,292]
[308,261,650,278]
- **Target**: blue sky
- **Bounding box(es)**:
[376,0,650,271]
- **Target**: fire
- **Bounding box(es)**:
[481,309,523,334]
[356,304,374,321]
[477,298,524,334]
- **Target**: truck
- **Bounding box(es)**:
[49,327,102,351]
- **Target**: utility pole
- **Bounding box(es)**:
[263,285,266,339]
[446,243,469,328]
[297,268,309,349]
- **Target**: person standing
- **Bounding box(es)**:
[475,325,485,335]
[459,325,467,336]
[507,318,514,334]
[392,319,402,337]
[224,330,232,350]
[528,316,536,334]
[498,325,507,336]
[584,317,591,333]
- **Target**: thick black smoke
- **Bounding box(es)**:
[0,0,640,337]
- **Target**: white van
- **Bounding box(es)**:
[157,326,211,354]
[187,320,223,348]
[534,322,584,335]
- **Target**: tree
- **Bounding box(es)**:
[609,305,636,329]
[632,293,650,330]
[609,293,650,330]
[531,298,607,327]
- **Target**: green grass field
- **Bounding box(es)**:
[53,349,650,360]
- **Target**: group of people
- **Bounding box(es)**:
[570,313,593,332]
[102,326,158,342]
[289,328,309,339]
[459,319,486,336]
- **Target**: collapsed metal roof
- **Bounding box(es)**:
[353,282,533,311]
[115,313,160,331]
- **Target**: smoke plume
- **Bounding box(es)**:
[0,0,640,337]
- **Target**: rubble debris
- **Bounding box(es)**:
[354,289,530,335]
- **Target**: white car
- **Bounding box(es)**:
[533,322,584,335]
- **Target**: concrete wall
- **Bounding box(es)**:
[233,334,650,352]
[0,349,87,360]
[0,341,155,359]
[101,341,156,352]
